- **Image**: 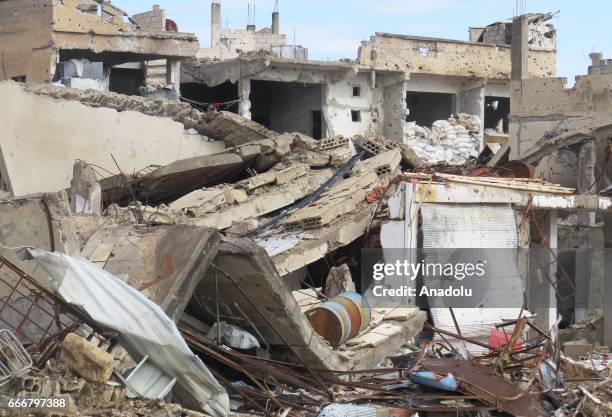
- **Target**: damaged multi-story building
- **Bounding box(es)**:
[0,0,198,97]
[183,11,556,145]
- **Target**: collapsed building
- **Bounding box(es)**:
[0,2,610,417]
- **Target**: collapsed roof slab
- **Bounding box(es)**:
[190,237,426,371]
[23,83,276,146]
[100,134,296,205]
[81,224,221,322]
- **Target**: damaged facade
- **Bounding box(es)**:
[0,0,198,97]
[182,11,556,159]
[0,3,610,417]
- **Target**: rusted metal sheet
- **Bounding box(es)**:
[0,255,77,349]
[420,358,551,417]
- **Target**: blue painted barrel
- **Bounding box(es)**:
[306,292,371,347]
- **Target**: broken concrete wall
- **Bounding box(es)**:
[359,33,556,79]
[325,72,380,138]
[0,81,224,196]
[0,0,55,83]
[132,5,166,31]
[510,74,612,190]
[382,80,407,141]
[0,192,79,280]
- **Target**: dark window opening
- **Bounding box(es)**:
[351,110,361,122]
[109,68,144,96]
[312,111,323,140]
[484,96,510,133]
[352,86,361,97]
[11,76,26,83]
[406,91,454,126]
[250,80,323,137]
[180,81,239,113]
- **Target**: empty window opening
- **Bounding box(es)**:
[352,86,361,97]
[181,81,239,113]
[109,68,144,96]
[351,110,361,122]
[250,80,323,137]
[11,76,26,83]
[405,91,454,126]
[484,96,510,133]
[419,47,430,57]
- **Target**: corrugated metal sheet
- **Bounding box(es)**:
[271,45,309,60]
[421,204,525,352]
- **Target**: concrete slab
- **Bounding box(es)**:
[82,224,221,321]
[189,237,426,371]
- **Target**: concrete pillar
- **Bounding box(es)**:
[166,59,181,96]
[577,141,597,226]
[238,78,251,119]
[211,2,221,49]
[528,211,558,333]
[509,14,528,161]
[272,12,280,34]
[511,15,529,81]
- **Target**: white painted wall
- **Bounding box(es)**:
[324,73,377,137]
[0,81,225,196]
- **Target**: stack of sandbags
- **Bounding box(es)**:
[403,114,481,165]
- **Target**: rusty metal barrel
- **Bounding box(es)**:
[306,292,371,347]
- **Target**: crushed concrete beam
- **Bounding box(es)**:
[100,135,297,205]
[192,169,334,230]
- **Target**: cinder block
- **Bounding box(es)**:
[275,163,310,185]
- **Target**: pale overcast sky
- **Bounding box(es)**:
[119,0,611,83]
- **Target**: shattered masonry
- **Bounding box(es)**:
[0,2,611,417]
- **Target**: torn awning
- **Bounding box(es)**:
[21,248,230,417]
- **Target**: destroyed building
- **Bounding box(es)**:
[0,3,610,417]
[182,11,556,148]
[510,42,612,347]
[198,1,307,61]
[0,0,198,97]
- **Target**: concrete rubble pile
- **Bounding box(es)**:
[0,80,611,417]
[402,113,482,165]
